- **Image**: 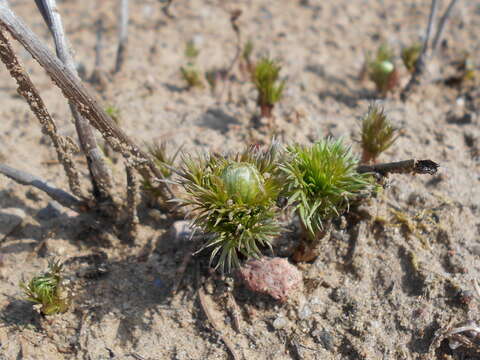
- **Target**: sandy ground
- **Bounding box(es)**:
[1,0,480,359]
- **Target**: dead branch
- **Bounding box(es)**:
[114,0,129,74]
[0,164,84,212]
[34,0,113,202]
[401,0,438,101]
[0,28,83,199]
[357,159,439,176]
[0,1,175,208]
[124,163,139,241]
[431,0,460,53]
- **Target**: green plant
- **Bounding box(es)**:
[142,141,180,198]
[105,105,120,124]
[366,44,398,96]
[252,57,285,118]
[181,40,203,89]
[360,104,398,163]
[175,143,283,272]
[401,43,421,73]
[185,40,200,60]
[281,138,374,242]
[20,259,69,316]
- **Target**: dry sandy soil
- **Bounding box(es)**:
[1,0,480,359]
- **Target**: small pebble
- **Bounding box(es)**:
[298,305,312,320]
[273,316,288,329]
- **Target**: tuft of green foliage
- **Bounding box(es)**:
[280,138,374,240]
[181,40,203,89]
[242,40,254,67]
[401,43,421,73]
[185,40,200,60]
[105,105,120,124]
[252,57,285,118]
[366,44,397,96]
[181,66,204,89]
[175,143,283,272]
[142,141,180,198]
[360,104,398,163]
[20,259,69,316]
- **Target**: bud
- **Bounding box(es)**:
[221,162,264,202]
[378,60,394,74]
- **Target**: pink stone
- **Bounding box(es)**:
[238,257,303,302]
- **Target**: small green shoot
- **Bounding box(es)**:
[281,138,374,242]
[401,43,421,73]
[105,105,120,124]
[20,259,69,316]
[360,104,398,163]
[181,40,203,89]
[175,143,283,272]
[252,57,285,118]
[142,141,180,198]
[185,40,200,60]
[366,44,398,96]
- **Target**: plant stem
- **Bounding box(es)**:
[114,0,129,74]
[431,0,460,53]
[357,159,439,176]
[34,0,114,203]
[0,164,83,212]
[401,0,438,101]
[0,28,84,199]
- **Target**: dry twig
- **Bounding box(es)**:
[114,0,129,74]
[357,159,439,177]
[198,286,242,360]
[0,1,176,209]
[401,0,438,101]
[431,0,460,53]
[125,163,139,241]
[0,164,83,212]
[34,0,113,203]
[0,28,83,199]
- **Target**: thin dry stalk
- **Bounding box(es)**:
[162,0,175,19]
[431,0,460,53]
[0,164,83,211]
[0,1,176,210]
[0,28,83,199]
[356,159,439,176]
[401,0,438,101]
[198,287,241,360]
[114,0,129,74]
[34,0,113,202]
[125,163,139,241]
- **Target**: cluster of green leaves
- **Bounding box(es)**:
[280,138,374,240]
[253,57,285,117]
[142,141,180,198]
[360,104,398,163]
[20,259,69,316]
[181,40,204,89]
[175,143,283,272]
[401,43,421,73]
[366,44,397,95]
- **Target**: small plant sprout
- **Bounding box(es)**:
[401,43,422,73]
[20,259,70,316]
[366,44,398,96]
[181,40,203,89]
[280,138,374,259]
[142,141,180,199]
[360,104,398,164]
[175,143,283,272]
[239,39,254,77]
[105,105,120,124]
[253,57,286,118]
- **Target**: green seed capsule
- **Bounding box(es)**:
[378,60,394,74]
[221,162,264,202]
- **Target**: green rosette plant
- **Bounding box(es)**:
[401,43,421,73]
[175,143,283,272]
[20,259,70,316]
[280,138,374,250]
